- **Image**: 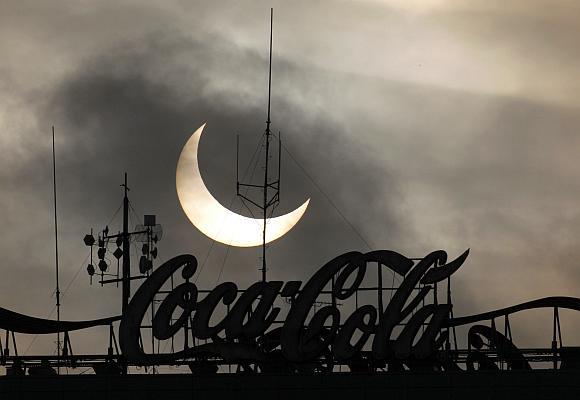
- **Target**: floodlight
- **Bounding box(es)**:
[97,247,106,260]
[139,256,148,274]
[144,215,156,227]
[113,248,123,260]
[83,234,95,247]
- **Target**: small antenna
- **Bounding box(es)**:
[278,131,281,202]
[266,7,273,129]
[236,134,240,195]
[52,126,61,373]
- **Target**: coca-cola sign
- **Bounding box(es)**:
[119,250,469,364]
[2,248,580,372]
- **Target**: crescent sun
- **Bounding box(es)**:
[176,123,310,247]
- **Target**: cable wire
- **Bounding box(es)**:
[273,133,374,251]
[195,132,266,283]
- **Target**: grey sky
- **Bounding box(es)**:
[1,0,580,355]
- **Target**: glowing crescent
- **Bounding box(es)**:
[176,123,310,247]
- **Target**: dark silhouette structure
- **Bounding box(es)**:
[0,175,579,399]
[237,8,282,283]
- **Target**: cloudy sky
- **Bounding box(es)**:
[1,0,580,357]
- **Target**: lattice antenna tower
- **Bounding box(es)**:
[237,8,281,282]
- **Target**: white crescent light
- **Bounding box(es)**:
[176,123,310,247]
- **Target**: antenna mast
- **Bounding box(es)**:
[82,173,163,374]
[121,173,130,317]
[237,8,281,282]
[52,126,61,373]
[262,7,273,283]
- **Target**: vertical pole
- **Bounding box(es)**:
[11,332,17,357]
[236,135,240,195]
[108,324,114,356]
[262,8,274,283]
[278,132,281,200]
[262,137,270,283]
[52,126,61,374]
[122,173,130,315]
[552,307,559,369]
[121,173,130,374]
[268,8,273,125]
[149,228,156,374]
[446,276,451,351]
[377,262,383,323]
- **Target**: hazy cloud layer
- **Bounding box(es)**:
[1,0,580,354]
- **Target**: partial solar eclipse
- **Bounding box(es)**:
[176,124,310,247]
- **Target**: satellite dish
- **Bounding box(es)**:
[133,224,163,242]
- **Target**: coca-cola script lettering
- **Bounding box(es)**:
[118,249,470,364]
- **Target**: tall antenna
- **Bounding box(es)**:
[262,7,273,282]
[237,8,281,282]
[51,126,61,373]
[266,7,273,129]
